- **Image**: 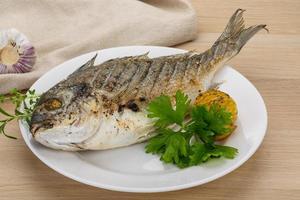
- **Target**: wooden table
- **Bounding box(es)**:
[1,0,300,199]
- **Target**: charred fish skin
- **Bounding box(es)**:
[29,9,267,151]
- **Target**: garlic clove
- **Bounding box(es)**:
[1,45,20,65]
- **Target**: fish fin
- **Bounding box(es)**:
[75,54,98,73]
[216,9,247,43]
[199,9,268,74]
[209,80,226,90]
[200,9,267,90]
[211,9,268,60]
[141,51,150,58]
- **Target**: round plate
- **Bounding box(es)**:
[19,46,268,193]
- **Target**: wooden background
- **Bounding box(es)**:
[1,0,300,199]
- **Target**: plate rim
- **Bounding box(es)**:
[19,45,268,193]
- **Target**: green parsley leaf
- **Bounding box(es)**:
[206,105,232,135]
[147,90,190,127]
[189,143,209,165]
[189,143,238,165]
[189,104,232,138]
[145,130,170,154]
[161,131,188,164]
[146,128,188,165]
[174,90,191,123]
[213,145,238,159]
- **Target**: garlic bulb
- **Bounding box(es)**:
[0,29,36,74]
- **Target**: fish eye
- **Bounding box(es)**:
[44,98,62,111]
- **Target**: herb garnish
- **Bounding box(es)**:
[146,91,238,168]
[0,89,39,139]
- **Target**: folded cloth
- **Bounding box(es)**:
[0,0,198,93]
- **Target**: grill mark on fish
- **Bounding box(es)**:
[167,58,187,92]
[199,52,207,67]
[179,58,189,86]
[93,57,134,90]
[183,58,194,86]
[119,58,151,101]
[184,56,200,87]
[165,60,179,92]
[133,60,152,98]
[152,59,177,94]
[169,59,179,81]
[93,61,117,89]
[107,53,149,98]
[136,58,164,99]
[136,60,152,87]
[149,59,166,96]
[184,54,194,72]
[100,61,119,90]
[90,66,105,85]
[205,50,215,71]
[195,53,206,76]
[112,60,139,96]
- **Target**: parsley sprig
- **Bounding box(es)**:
[146,90,238,168]
[0,89,39,139]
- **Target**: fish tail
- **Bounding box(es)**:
[210,9,268,62]
[198,9,267,90]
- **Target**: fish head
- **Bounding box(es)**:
[29,83,101,150]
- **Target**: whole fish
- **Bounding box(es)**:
[29,9,266,151]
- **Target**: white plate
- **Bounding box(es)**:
[19,46,268,193]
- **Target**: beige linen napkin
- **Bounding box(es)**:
[0,0,198,93]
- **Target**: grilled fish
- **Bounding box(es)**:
[29,9,267,151]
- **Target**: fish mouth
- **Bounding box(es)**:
[29,113,54,136]
[29,112,55,136]
[30,123,41,136]
[30,121,54,136]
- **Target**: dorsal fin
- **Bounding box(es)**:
[75,53,98,73]
[140,51,150,58]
